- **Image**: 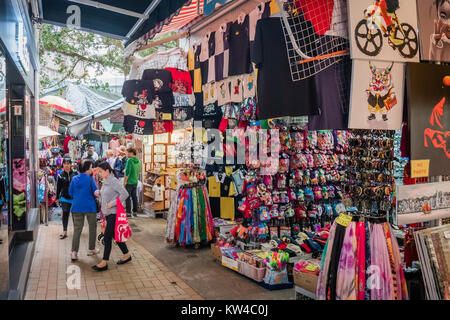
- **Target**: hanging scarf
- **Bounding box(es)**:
[326,222,347,300]
[175,188,187,243]
[179,189,189,244]
[336,222,357,300]
[198,185,208,241]
[202,185,215,241]
[185,189,193,245]
[383,222,398,299]
[355,221,366,300]
[364,221,371,300]
[317,221,337,299]
[370,223,393,300]
[388,223,409,300]
[166,187,180,241]
[192,187,201,244]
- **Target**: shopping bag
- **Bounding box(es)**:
[115,197,132,242]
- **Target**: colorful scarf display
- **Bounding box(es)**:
[317,220,408,300]
[167,184,214,246]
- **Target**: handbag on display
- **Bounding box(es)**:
[115,197,132,242]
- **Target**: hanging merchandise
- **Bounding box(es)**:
[316,219,408,300]
[122,101,156,120]
[228,14,252,76]
[123,116,154,135]
[166,168,215,247]
[121,80,155,105]
[252,17,319,119]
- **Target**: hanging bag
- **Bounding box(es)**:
[89,176,101,213]
[115,197,132,242]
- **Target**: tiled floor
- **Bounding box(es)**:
[24,221,203,300]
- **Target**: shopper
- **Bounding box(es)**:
[56,157,77,240]
[124,147,140,217]
[92,162,131,271]
[114,146,128,182]
[82,145,99,161]
[106,149,116,168]
[68,159,99,261]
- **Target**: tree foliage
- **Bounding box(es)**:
[39,24,130,91]
[39,24,180,91]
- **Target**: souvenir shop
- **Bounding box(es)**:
[113,0,450,300]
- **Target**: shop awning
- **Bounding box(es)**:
[67,98,124,136]
[39,0,192,45]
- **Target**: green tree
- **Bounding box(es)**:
[39,25,179,91]
[39,24,130,91]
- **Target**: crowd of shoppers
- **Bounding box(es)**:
[55,145,140,271]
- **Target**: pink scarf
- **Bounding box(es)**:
[355,221,366,300]
[370,223,393,300]
[336,222,357,300]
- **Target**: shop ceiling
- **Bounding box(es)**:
[38,0,191,45]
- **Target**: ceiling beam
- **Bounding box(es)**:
[68,0,146,19]
[125,0,163,39]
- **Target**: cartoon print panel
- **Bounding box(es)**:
[349,59,405,130]
[348,0,420,62]
[417,0,450,63]
[406,63,450,176]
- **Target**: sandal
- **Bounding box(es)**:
[59,234,68,240]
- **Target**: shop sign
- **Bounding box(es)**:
[410,160,430,178]
[13,105,23,116]
[16,22,30,74]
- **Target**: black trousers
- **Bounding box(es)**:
[125,184,138,214]
[103,214,129,261]
[61,202,72,232]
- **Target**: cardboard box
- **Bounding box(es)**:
[293,270,318,294]
[210,244,222,261]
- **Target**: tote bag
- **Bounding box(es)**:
[115,197,132,242]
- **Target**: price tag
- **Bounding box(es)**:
[336,213,352,227]
[305,264,318,272]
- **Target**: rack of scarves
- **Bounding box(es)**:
[166,169,215,246]
[316,215,408,300]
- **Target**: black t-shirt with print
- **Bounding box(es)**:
[141,69,173,93]
[121,80,154,105]
[228,15,252,76]
[153,92,175,113]
[123,115,154,135]
[194,103,223,129]
[172,107,194,121]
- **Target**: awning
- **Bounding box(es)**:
[39,0,191,45]
[67,98,124,136]
[159,0,203,35]
[27,126,61,139]
[39,95,75,114]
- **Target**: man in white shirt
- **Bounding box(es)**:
[82,145,99,162]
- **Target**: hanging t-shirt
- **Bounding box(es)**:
[200,33,210,62]
[202,82,218,105]
[208,31,216,83]
[228,15,252,76]
[308,57,350,130]
[208,174,237,220]
[123,115,154,135]
[217,80,232,106]
[165,68,192,94]
[187,48,195,71]
[229,76,244,103]
[122,101,156,119]
[193,44,202,93]
[153,92,175,113]
[153,121,173,134]
[194,103,223,129]
[173,93,196,107]
[141,69,173,93]
[121,80,154,105]
[152,184,165,202]
[252,18,319,119]
[172,107,194,121]
[242,73,256,98]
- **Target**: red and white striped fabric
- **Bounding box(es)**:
[159,0,204,35]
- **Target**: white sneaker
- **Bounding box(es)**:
[71,251,78,261]
[87,248,100,256]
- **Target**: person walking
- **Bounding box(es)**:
[92,162,131,271]
[105,149,116,168]
[124,147,140,218]
[68,159,100,261]
[114,146,128,183]
[55,157,77,240]
[82,145,99,161]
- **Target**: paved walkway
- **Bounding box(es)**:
[24,221,203,300]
